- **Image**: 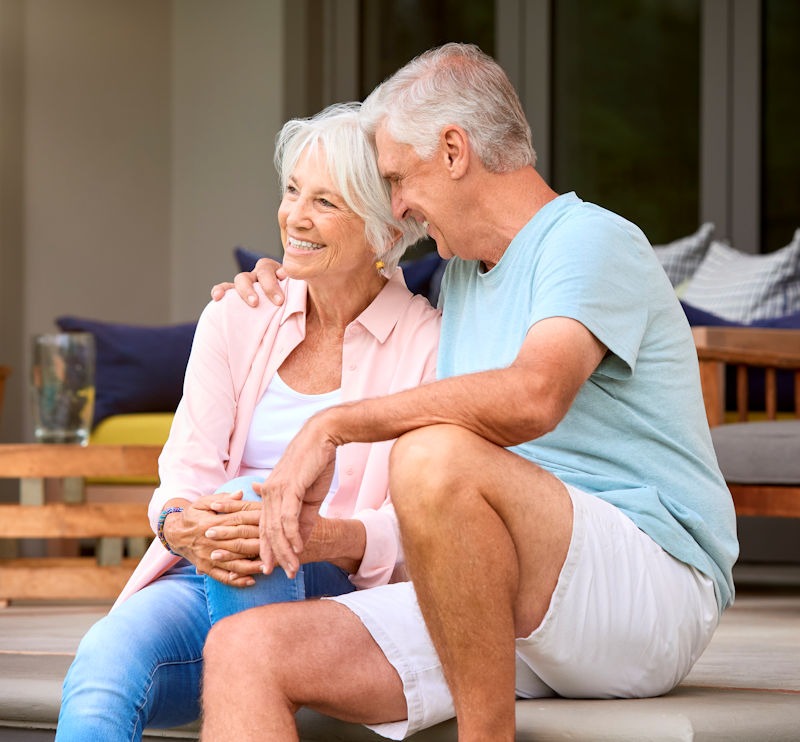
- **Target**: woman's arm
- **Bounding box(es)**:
[148,299,265,583]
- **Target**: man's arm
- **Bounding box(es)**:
[260,316,606,576]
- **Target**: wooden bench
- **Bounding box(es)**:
[0,444,161,604]
[693,326,800,518]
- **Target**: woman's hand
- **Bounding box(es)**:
[162,492,262,587]
[210,257,287,307]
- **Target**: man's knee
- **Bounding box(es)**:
[205,607,274,674]
[389,425,483,516]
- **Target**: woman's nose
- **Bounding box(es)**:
[286,197,312,227]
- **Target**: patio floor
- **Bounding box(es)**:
[1,564,798,741]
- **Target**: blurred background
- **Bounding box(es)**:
[1,0,799,450]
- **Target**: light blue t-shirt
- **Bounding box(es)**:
[437,192,738,612]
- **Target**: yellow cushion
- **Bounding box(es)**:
[88,412,173,484]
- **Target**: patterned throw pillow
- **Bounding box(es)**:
[681,230,800,322]
[652,223,715,286]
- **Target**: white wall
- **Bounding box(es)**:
[0,0,285,445]
[170,0,284,322]
[23,0,172,333]
[0,0,25,452]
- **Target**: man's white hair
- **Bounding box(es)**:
[360,43,536,173]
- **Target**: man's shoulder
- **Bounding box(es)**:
[550,198,649,246]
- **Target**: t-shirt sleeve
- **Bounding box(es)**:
[527,215,651,379]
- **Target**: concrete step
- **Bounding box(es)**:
[1,569,799,741]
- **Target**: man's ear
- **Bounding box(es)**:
[440,125,470,179]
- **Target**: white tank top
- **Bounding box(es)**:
[241,372,342,515]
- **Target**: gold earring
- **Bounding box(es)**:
[375,260,385,271]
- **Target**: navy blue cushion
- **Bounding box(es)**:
[400,251,448,304]
[234,246,279,273]
[56,316,196,427]
[680,301,799,412]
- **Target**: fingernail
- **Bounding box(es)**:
[210,502,222,510]
[210,550,222,560]
[205,529,217,538]
[248,294,257,305]
[271,293,284,305]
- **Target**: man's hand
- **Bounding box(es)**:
[258,416,338,578]
[210,257,287,307]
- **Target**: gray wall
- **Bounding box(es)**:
[0,0,285,446]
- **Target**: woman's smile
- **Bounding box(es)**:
[285,236,324,252]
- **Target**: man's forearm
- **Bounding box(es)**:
[321,367,557,450]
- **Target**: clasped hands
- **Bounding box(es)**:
[167,491,262,587]
[169,423,337,587]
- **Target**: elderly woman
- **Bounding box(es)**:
[55,102,440,741]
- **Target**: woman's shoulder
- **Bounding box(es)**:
[374,273,442,331]
[380,282,441,363]
[201,277,297,326]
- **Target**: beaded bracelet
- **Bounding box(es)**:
[157,507,184,556]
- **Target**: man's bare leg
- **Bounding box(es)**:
[390,424,573,742]
[201,599,406,741]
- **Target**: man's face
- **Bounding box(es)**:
[375,124,457,260]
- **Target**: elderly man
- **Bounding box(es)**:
[202,44,737,742]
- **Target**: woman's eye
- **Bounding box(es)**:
[318,198,335,208]
[285,185,298,195]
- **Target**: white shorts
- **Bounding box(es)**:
[330,486,720,740]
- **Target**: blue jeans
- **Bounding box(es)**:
[55,476,355,742]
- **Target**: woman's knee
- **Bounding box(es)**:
[214,474,264,502]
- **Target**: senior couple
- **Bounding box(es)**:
[57,44,737,742]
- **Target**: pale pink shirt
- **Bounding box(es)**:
[113,271,440,608]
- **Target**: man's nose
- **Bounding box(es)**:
[391,187,406,221]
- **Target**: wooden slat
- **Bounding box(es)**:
[730,484,800,519]
[736,365,748,422]
[0,503,151,538]
[0,557,137,600]
[693,326,800,368]
[0,444,161,478]
[696,359,725,427]
[765,368,778,421]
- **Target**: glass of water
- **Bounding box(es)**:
[30,332,95,445]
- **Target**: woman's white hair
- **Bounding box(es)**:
[361,43,536,173]
[275,102,426,275]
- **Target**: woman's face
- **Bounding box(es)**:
[278,145,376,285]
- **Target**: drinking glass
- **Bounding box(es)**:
[30,332,95,445]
